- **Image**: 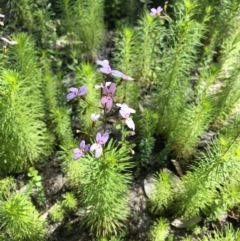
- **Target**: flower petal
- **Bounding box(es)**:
[101,96,108,106]
[74,152,83,160]
[122,75,134,81]
[109,83,116,96]
[96,133,102,142]
[79,84,88,96]
[157,6,163,13]
[90,143,97,151]
[80,140,85,150]
[1,37,17,45]
[105,97,113,110]
[116,103,123,108]
[126,118,135,130]
[105,82,112,87]
[66,92,77,100]
[73,148,81,154]
[100,67,111,74]
[111,70,124,78]
[0,14,5,18]
[91,113,100,122]
[69,87,78,93]
[96,59,110,68]
[95,145,103,158]
[100,132,109,144]
[84,144,91,152]
[119,109,129,119]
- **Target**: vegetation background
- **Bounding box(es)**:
[0,0,240,240]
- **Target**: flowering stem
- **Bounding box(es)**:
[83,99,103,109]
[76,130,93,138]
[103,106,107,132]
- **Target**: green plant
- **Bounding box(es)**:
[75,62,101,133]
[113,26,139,107]
[0,193,47,241]
[149,169,175,213]
[27,167,46,206]
[0,69,51,173]
[67,139,132,237]
[173,116,240,218]
[149,217,170,241]
[61,192,78,211]
[199,224,240,241]
[50,201,65,223]
[0,177,16,198]
[138,137,155,165]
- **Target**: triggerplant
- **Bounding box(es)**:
[65,59,136,237]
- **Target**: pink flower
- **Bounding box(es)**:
[116,103,136,130]
[101,83,116,110]
[0,14,5,18]
[91,113,100,122]
[96,59,124,78]
[150,6,163,16]
[90,132,109,158]
[1,37,17,45]
[66,84,88,100]
[96,59,134,80]
[73,140,90,160]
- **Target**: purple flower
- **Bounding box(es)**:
[91,113,100,122]
[0,14,5,18]
[73,140,90,160]
[150,6,163,16]
[1,37,17,45]
[66,84,88,100]
[101,83,116,110]
[116,103,136,130]
[90,132,109,158]
[96,59,125,78]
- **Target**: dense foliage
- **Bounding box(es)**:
[0,0,240,240]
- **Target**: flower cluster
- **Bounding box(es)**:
[97,59,134,80]
[150,6,163,16]
[66,84,88,100]
[116,103,136,130]
[68,59,136,160]
[73,132,109,160]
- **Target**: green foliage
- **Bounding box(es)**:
[166,100,214,159]
[75,63,101,133]
[27,167,46,206]
[73,0,105,58]
[61,192,78,211]
[199,224,240,241]
[67,139,132,237]
[0,193,47,241]
[0,177,16,198]
[104,0,140,27]
[155,0,206,137]
[50,202,65,223]
[132,10,165,84]
[52,107,73,144]
[50,193,77,222]
[149,169,175,213]
[113,26,139,107]
[0,69,51,172]
[149,218,170,241]
[173,118,240,218]
[138,137,155,165]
